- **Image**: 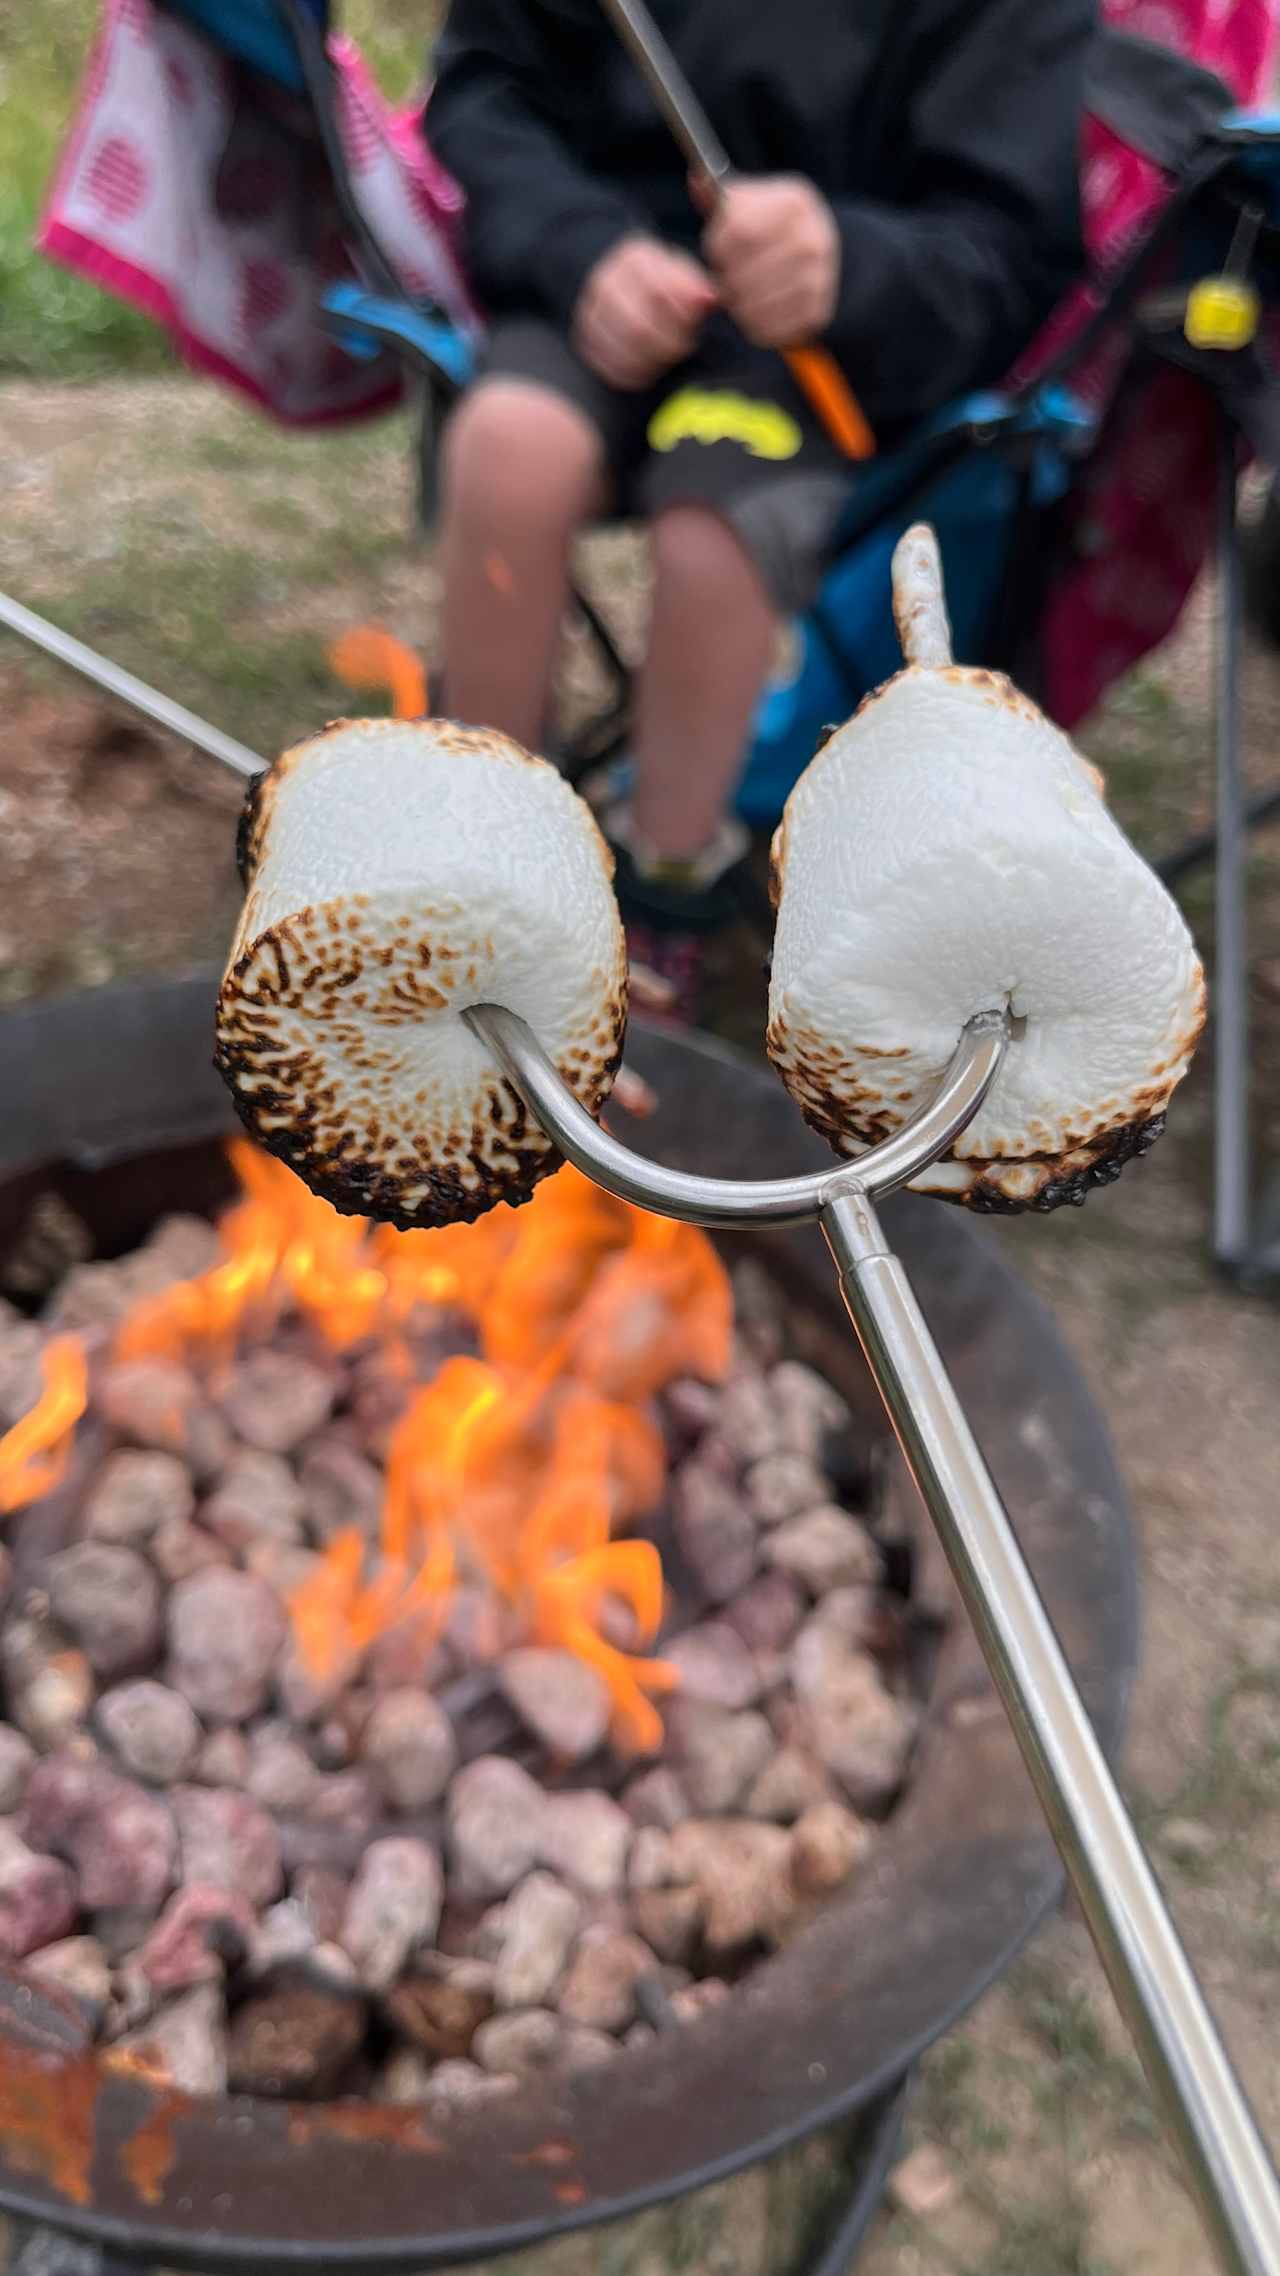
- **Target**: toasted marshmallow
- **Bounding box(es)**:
[216,719,627,1226]
[767,527,1205,1212]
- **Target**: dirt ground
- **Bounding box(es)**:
[0,376,1278,2276]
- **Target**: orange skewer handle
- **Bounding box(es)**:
[783,344,876,461]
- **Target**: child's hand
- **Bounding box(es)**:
[703,177,840,347]
[573,236,717,389]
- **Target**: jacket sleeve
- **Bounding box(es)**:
[426,0,644,325]
[826,0,1093,424]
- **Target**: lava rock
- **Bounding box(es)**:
[557,1927,654,2033]
[744,1744,834,1825]
[485,1871,582,2010]
[150,1516,230,1585]
[1,1615,93,1751]
[673,1462,758,1604]
[664,1700,773,1814]
[471,2007,562,2078]
[447,1756,547,1900]
[668,1820,794,1953]
[664,1621,762,1710]
[0,1319,46,1426]
[139,1213,223,1285]
[622,1766,691,1830]
[669,1976,730,2023]
[538,1790,631,1895]
[0,1821,78,1959]
[303,1768,379,1839]
[22,1934,111,2028]
[173,1784,282,1907]
[631,1885,703,1965]
[745,1453,828,1526]
[498,1647,610,1763]
[627,1828,675,1890]
[768,1362,851,1457]
[95,1359,198,1457]
[193,1728,249,1787]
[422,2057,519,2109]
[248,1898,317,1979]
[246,1725,321,1816]
[724,1570,807,1655]
[765,1507,881,1593]
[203,1451,306,1552]
[227,1978,365,2098]
[341,1837,443,1991]
[445,1586,521,1672]
[663,1377,720,1441]
[112,1982,227,2094]
[362,1689,457,1812]
[365,1621,449,1696]
[788,1591,881,1697]
[799,1654,918,1814]
[276,1641,359,1725]
[300,1438,383,1541]
[0,1725,36,1814]
[140,1882,256,1990]
[384,1956,494,2058]
[167,1567,286,1721]
[220,1350,335,1455]
[562,2023,620,2072]
[292,1864,349,1944]
[23,1753,176,1913]
[374,2046,435,2105]
[717,1370,783,1464]
[790,1802,874,1896]
[46,1542,162,1680]
[244,1539,320,1601]
[96,1681,201,1786]
[83,1449,194,1544]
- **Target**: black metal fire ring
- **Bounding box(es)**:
[0,976,1139,2274]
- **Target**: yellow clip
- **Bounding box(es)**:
[1184,275,1260,351]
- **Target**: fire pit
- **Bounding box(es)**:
[0,973,1136,2273]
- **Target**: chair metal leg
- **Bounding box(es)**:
[1212,414,1260,1276]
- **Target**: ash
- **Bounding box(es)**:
[0,1220,930,2108]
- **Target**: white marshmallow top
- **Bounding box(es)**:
[216,718,627,1226]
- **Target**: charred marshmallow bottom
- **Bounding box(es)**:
[217,720,628,1228]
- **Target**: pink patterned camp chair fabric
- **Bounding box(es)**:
[1027,0,1280,726]
[39,0,477,424]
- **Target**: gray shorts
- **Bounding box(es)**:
[473,316,854,616]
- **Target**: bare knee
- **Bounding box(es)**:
[442,381,605,538]
[650,504,776,616]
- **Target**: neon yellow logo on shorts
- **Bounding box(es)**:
[647,388,803,461]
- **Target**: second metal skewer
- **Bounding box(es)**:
[466,999,1280,2276]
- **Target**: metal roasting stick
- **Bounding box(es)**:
[0,590,264,781]
[465,1000,1280,2276]
[593,0,877,461]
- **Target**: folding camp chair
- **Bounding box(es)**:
[160,0,1280,1281]
[9,0,1280,1277]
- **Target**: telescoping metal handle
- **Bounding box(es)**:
[465,1001,1280,2276]
[593,0,877,462]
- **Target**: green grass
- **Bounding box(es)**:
[0,0,436,378]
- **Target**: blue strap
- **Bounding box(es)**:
[320,283,477,389]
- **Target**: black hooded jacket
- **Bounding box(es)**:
[426,0,1095,432]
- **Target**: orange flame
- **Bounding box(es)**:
[102,1147,731,1750]
[0,1337,88,1514]
[327,627,428,721]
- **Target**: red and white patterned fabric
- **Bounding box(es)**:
[1023,0,1280,725]
[39,0,478,425]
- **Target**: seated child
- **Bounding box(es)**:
[428,0,1095,1014]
